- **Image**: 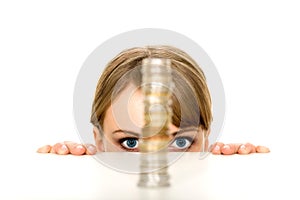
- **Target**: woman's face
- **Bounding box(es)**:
[94,83,207,152]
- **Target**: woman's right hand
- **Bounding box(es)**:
[37,141,97,155]
[37,141,269,155]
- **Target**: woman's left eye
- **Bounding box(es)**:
[121,138,139,149]
[170,137,192,150]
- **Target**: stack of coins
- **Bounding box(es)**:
[138,58,174,187]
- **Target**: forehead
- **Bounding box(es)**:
[105,83,144,133]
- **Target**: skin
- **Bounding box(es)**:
[37,142,270,155]
[37,87,270,155]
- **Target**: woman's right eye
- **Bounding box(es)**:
[120,138,139,150]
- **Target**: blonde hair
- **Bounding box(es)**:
[91,45,212,131]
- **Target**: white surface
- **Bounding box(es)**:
[0,1,299,199]
[1,151,298,200]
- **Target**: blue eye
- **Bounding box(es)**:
[170,137,192,150]
[121,138,139,149]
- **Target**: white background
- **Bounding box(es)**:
[0,0,299,199]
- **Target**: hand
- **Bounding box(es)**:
[37,142,270,155]
[37,141,97,155]
[211,142,270,155]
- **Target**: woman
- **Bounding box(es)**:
[37,46,270,155]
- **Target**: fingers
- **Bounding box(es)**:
[36,145,52,153]
[64,142,86,155]
[237,143,256,154]
[211,142,224,155]
[52,143,70,155]
[221,143,241,155]
[64,142,97,155]
[36,142,97,155]
[211,142,270,155]
[211,143,241,155]
[85,144,97,155]
[256,145,270,153]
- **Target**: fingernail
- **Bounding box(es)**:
[76,145,84,149]
[87,145,96,154]
[88,145,96,152]
[223,144,230,149]
[61,144,68,151]
[240,144,246,149]
[214,145,220,151]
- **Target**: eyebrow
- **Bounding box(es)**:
[112,129,140,137]
[171,127,199,136]
[112,127,198,137]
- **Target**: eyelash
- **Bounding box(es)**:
[118,136,194,151]
[119,137,139,151]
[170,136,194,150]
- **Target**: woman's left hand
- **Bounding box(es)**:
[211,142,270,155]
[37,142,270,156]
